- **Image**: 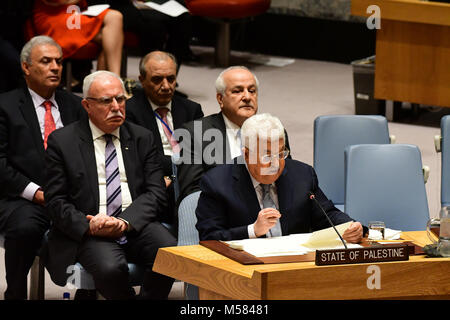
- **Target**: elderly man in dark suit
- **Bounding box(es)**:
[44,70,176,300]
[0,35,82,300]
[195,113,363,242]
[126,51,203,226]
[176,66,291,204]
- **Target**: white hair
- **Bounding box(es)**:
[82,71,125,98]
[215,66,259,95]
[241,113,285,151]
[20,35,62,64]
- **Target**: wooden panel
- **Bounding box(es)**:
[374,19,450,106]
[261,258,450,299]
[352,0,450,27]
[153,246,263,300]
[153,232,450,300]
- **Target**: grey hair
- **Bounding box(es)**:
[215,66,259,95]
[241,113,285,151]
[20,35,62,64]
[82,71,125,98]
[139,51,178,78]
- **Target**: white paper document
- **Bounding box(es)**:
[143,1,188,17]
[81,4,110,17]
[225,222,361,257]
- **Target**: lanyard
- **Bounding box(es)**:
[153,110,173,134]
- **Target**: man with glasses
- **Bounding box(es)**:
[44,70,176,299]
[195,113,363,242]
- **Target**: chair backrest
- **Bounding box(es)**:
[344,144,430,231]
[314,115,390,209]
[440,115,450,206]
[171,153,180,203]
[177,191,201,246]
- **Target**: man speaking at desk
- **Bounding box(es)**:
[195,113,363,242]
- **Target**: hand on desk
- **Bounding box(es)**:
[342,221,363,244]
[86,213,127,238]
[254,208,282,237]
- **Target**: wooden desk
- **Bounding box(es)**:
[351,0,450,107]
[153,232,450,299]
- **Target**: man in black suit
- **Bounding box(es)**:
[127,51,203,226]
[44,70,176,300]
[176,66,290,203]
[0,35,82,300]
[196,113,363,242]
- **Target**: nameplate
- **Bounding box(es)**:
[315,245,409,266]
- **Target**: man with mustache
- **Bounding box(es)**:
[44,71,176,299]
[177,66,291,203]
[196,114,363,243]
[0,35,83,299]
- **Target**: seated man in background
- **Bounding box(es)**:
[126,51,203,228]
[44,70,176,300]
[176,66,291,204]
[0,35,82,299]
[195,113,363,242]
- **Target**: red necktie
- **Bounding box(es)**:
[155,107,180,153]
[43,100,56,149]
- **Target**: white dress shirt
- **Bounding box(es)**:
[149,98,174,156]
[222,114,242,160]
[20,88,64,201]
[89,120,132,215]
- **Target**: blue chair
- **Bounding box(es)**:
[177,191,201,299]
[344,144,430,231]
[177,191,201,246]
[314,115,392,211]
[435,115,450,207]
[0,233,45,300]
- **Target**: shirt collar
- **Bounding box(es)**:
[148,97,172,112]
[222,113,240,131]
[28,88,57,110]
[88,119,120,141]
[244,163,275,190]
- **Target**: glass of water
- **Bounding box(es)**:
[368,221,385,240]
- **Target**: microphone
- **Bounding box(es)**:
[308,192,347,249]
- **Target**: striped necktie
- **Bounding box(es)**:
[104,134,126,244]
[261,184,282,237]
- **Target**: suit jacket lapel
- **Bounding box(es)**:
[55,90,73,125]
[275,165,292,234]
[119,123,137,199]
[77,119,100,207]
[140,94,164,152]
[232,163,261,222]
[18,87,46,157]
[171,97,185,129]
[208,112,232,164]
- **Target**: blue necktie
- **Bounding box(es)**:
[261,184,282,237]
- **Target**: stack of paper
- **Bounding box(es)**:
[225,222,362,257]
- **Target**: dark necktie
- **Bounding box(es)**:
[261,184,282,237]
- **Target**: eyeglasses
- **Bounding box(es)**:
[260,149,290,164]
[86,95,127,105]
